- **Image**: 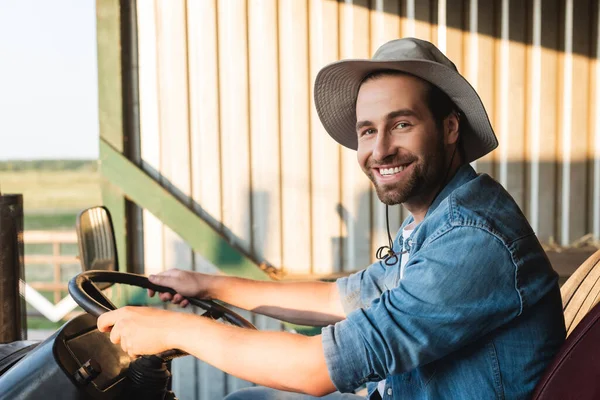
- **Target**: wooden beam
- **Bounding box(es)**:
[96,0,125,153]
[96,0,131,308]
[99,139,269,281]
[96,0,127,276]
[24,230,77,243]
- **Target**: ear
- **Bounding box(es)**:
[444,112,460,145]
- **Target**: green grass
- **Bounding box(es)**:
[0,169,102,212]
[0,159,98,172]
[27,317,64,330]
[24,212,79,230]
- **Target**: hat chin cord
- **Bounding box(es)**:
[375,144,458,266]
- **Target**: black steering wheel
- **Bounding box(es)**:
[68,270,256,360]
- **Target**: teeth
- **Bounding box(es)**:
[380,165,407,176]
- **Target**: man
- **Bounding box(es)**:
[97,38,565,399]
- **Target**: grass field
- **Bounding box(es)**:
[0,168,102,213]
[24,212,80,230]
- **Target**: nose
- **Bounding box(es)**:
[372,129,395,162]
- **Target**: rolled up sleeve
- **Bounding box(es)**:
[321,316,374,393]
[336,259,395,316]
[336,271,365,316]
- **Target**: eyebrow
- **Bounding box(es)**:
[355,108,419,131]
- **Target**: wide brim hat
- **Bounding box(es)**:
[314,37,498,163]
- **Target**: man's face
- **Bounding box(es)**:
[355,74,447,205]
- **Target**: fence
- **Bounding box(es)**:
[23,230,81,321]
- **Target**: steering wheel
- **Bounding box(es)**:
[68,270,256,360]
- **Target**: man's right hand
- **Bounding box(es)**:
[147,269,215,308]
[147,269,345,326]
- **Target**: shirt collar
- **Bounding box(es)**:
[397,163,477,237]
[424,163,477,219]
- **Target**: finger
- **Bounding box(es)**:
[148,289,155,297]
[160,293,173,302]
[109,323,121,345]
[151,268,181,278]
[120,334,127,352]
[180,299,189,308]
[97,310,122,333]
[172,294,184,304]
[148,270,181,289]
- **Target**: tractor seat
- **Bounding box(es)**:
[532,250,600,399]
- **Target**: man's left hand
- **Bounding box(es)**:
[97,306,181,357]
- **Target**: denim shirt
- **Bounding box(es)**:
[321,164,566,399]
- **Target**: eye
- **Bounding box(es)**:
[394,122,411,130]
[360,128,377,137]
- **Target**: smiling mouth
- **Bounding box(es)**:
[376,162,412,177]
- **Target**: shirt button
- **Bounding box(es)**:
[387,387,393,396]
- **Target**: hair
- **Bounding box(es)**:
[361,70,465,160]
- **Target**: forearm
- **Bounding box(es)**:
[208,277,345,326]
[169,314,336,396]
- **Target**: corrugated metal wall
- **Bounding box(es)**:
[132,0,600,398]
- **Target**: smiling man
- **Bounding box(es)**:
[97,38,566,399]
[356,72,457,215]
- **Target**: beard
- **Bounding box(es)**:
[366,135,447,206]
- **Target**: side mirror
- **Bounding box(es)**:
[76,206,118,274]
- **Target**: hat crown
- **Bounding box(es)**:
[313,37,498,162]
[372,37,457,72]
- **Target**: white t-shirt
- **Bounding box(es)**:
[377,226,414,398]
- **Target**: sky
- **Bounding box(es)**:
[0,0,99,160]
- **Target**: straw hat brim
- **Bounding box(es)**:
[314,59,498,163]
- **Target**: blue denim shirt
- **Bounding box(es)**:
[321,165,565,399]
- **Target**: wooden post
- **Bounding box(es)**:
[52,241,61,304]
[0,194,26,343]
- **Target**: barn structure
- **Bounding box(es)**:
[95,0,600,398]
